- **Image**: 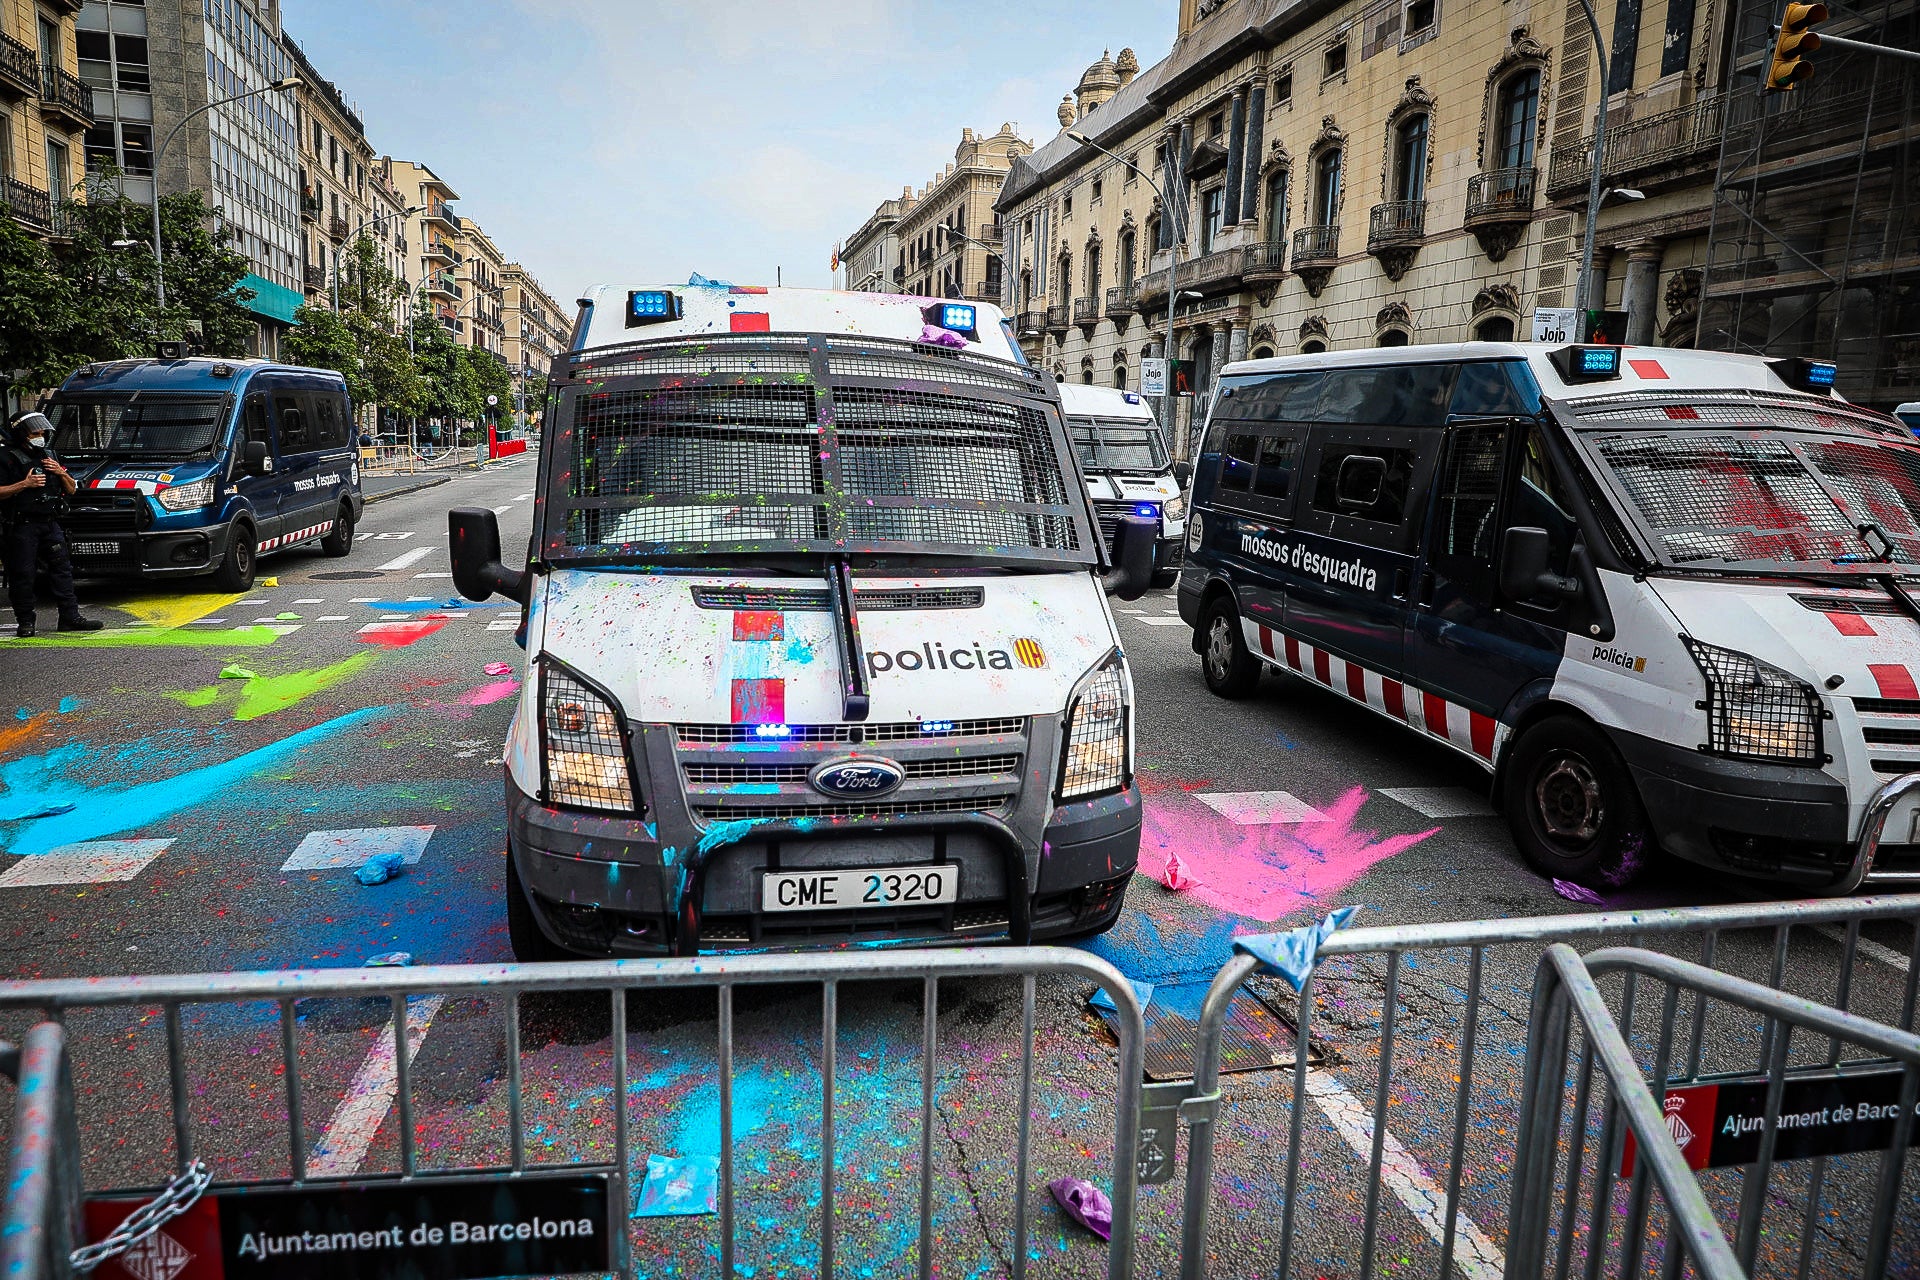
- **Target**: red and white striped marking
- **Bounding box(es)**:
[730,609,786,724]
[1244,620,1507,765]
[258,518,334,552]
[1870,663,1920,701]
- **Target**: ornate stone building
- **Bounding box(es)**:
[840,193,907,292]
[889,124,1030,301]
[994,0,1728,449]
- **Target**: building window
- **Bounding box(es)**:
[114,35,150,91]
[1113,358,1128,389]
[1394,114,1429,202]
[120,124,153,175]
[1323,41,1347,81]
[1405,0,1437,36]
[1057,252,1072,302]
[1265,170,1289,244]
[1124,154,1138,184]
[1082,358,1095,385]
[1312,150,1341,226]
[1085,243,1101,296]
[1063,192,1072,217]
[1091,178,1103,203]
[1274,66,1293,105]
[1495,69,1541,171]
[0,113,12,181]
[1378,328,1411,346]
[1302,338,1328,354]
[1202,186,1225,251]
[77,31,112,90]
[1118,229,1136,285]
[1208,112,1225,138]
[45,139,68,204]
[1475,315,1516,342]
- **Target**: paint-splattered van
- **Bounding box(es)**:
[449,282,1156,959]
[1059,382,1191,588]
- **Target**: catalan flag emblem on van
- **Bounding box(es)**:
[1013,638,1046,669]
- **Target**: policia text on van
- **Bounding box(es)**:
[449,284,1155,959]
[1182,342,1920,893]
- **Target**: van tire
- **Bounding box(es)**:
[212,522,256,592]
[507,853,569,963]
[1504,716,1653,890]
[1201,597,1261,699]
[321,502,354,556]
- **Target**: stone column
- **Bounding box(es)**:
[1241,84,1266,225]
[1224,89,1248,224]
[1623,241,1665,345]
[1209,320,1231,386]
[1227,320,1249,365]
[1584,246,1615,318]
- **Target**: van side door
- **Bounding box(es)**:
[270,380,329,542]
[235,387,286,547]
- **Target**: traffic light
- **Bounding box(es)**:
[1767,1,1827,91]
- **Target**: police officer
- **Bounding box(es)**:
[1,411,102,638]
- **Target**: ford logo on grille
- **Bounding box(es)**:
[809,756,905,799]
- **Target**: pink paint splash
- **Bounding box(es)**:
[459,680,520,706]
[1137,782,1437,922]
[358,621,446,647]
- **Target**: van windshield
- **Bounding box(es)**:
[48,396,228,460]
[1068,416,1169,473]
[1578,421,1920,571]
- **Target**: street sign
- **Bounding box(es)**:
[1532,308,1579,343]
[83,1174,612,1280]
[1141,357,1167,396]
[1621,1067,1920,1174]
[485,394,498,407]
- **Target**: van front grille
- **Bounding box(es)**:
[691,796,999,821]
[674,716,1026,745]
[684,754,1021,785]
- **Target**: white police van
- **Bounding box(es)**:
[1181,341,1920,892]
[449,283,1156,959]
[1059,383,1189,587]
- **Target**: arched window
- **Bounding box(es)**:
[1118,230,1136,286]
[1081,358,1096,385]
[1019,267,1032,309]
[1144,215,1160,253]
[1085,243,1102,297]
[1393,115,1429,203]
[1495,70,1541,171]
[1057,252,1073,302]
[1265,170,1289,245]
[1112,359,1128,389]
[1251,346,1275,360]
[1301,338,1328,354]
[1475,314,1516,342]
[1377,328,1411,347]
[1311,149,1341,226]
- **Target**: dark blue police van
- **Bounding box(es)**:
[42,357,363,591]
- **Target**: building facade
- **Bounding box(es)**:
[282,33,386,310]
[503,261,565,429]
[2,0,92,241]
[79,0,303,353]
[893,124,1029,301]
[384,156,458,331]
[839,192,907,291]
[454,213,505,362]
[992,0,1739,451]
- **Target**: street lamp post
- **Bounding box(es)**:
[1571,0,1611,315]
[150,76,300,318]
[1067,131,1187,453]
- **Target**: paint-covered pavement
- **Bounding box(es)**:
[2,457,1914,1276]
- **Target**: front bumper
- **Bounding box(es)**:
[62,514,235,579]
[507,772,1142,958]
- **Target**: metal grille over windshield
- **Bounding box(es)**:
[550,334,1089,564]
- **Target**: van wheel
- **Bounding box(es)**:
[1201,597,1261,699]
[1504,716,1653,890]
[321,502,354,557]
[212,523,256,592]
[507,853,569,963]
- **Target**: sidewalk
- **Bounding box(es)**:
[362,471,452,504]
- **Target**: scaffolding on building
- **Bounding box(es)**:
[1697,0,1920,409]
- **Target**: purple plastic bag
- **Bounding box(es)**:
[917,325,968,349]
[1048,1175,1112,1241]
[1552,878,1606,906]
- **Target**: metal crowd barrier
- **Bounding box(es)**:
[1510,944,1920,1280]
[1176,894,1920,1279]
[0,947,1146,1280]
[1,1024,82,1280]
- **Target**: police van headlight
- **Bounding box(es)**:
[1058,650,1132,800]
[539,658,640,813]
[1682,637,1823,764]
[156,478,214,511]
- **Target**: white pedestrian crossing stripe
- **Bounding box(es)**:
[374,546,435,572]
[1192,791,1328,825]
[281,825,436,872]
[1380,787,1497,819]
[1136,617,1187,626]
[0,839,174,888]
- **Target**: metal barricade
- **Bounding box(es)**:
[1174,894,1920,1279]
[2,1023,83,1280]
[0,947,1146,1280]
[1510,944,1920,1279]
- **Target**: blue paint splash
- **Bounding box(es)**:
[1,707,391,855]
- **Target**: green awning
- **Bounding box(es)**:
[236,272,304,325]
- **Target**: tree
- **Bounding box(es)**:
[0,206,76,399]
[282,302,360,390]
[408,297,467,425]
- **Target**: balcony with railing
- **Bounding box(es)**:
[1185,246,1247,293]
[39,66,93,128]
[1546,93,1727,198]
[1015,309,1045,335]
[4,177,52,230]
[1464,167,1536,262]
[0,33,36,99]
[329,214,350,242]
[977,222,1002,243]
[1292,225,1339,264]
[1105,284,1136,318]
[423,238,452,261]
[1073,296,1100,327]
[424,274,457,299]
[1130,265,1170,307]
[423,201,457,227]
[1367,201,1426,281]
[303,262,325,293]
[300,191,320,222]
[1045,303,1069,332]
[1242,240,1287,283]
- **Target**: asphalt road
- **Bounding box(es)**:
[0,460,1914,1277]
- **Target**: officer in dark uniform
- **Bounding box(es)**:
[0,411,103,638]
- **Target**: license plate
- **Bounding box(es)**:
[70,541,119,556]
[761,865,959,912]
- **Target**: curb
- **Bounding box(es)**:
[363,473,453,505]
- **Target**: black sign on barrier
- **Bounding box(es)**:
[84,1173,613,1280]
[1622,1067,1920,1175]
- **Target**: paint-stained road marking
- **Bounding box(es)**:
[0,839,174,887]
[306,994,445,1177]
[282,825,436,872]
[1193,790,1328,825]
[1380,787,1496,819]
[1303,1070,1505,1279]
[375,546,435,572]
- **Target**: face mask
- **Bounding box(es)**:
[26,436,45,449]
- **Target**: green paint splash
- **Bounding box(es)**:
[2,626,282,649]
[166,652,378,722]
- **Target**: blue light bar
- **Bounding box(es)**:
[752,723,793,739]
[1135,503,1161,519]
[1807,361,1837,388]
[1549,345,1622,383]
[938,303,977,333]
[626,289,681,327]
[1768,356,1842,394]
[1122,391,1142,405]
[919,719,956,734]
[1579,347,1620,375]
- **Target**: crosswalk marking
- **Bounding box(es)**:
[486,618,519,631]
[0,839,174,888]
[1193,790,1328,825]
[1380,787,1497,819]
[281,825,436,872]
[1136,617,1187,626]
[413,572,453,579]
[318,615,349,622]
[374,546,434,572]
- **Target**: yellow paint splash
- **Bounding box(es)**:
[115,593,246,631]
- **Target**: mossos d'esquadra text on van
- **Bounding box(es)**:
[1239,532,1379,593]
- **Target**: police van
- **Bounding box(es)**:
[447,283,1156,959]
[43,357,362,591]
[1059,382,1190,587]
[1181,341,1920,893]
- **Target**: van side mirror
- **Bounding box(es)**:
[1173,460,1194,487]
[449,507,531,605]
[242,440,271,475]
[1499,526,1580,603]
[1102,515,1156,601]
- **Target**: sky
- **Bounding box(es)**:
[280,0,1172,305]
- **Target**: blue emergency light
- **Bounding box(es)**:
[626,289,682,327]
[919,719,956,734]
[1768,357,1841,394]
[1549,345,1622,384]
[923,302,977,335]
[752,723,793,739]
[1808,362,1837,387]
[1135,503,1161,519]
[1122,391,1142,405]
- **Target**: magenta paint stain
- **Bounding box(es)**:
[459,680,520,707]
[1135,781,1437,922]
